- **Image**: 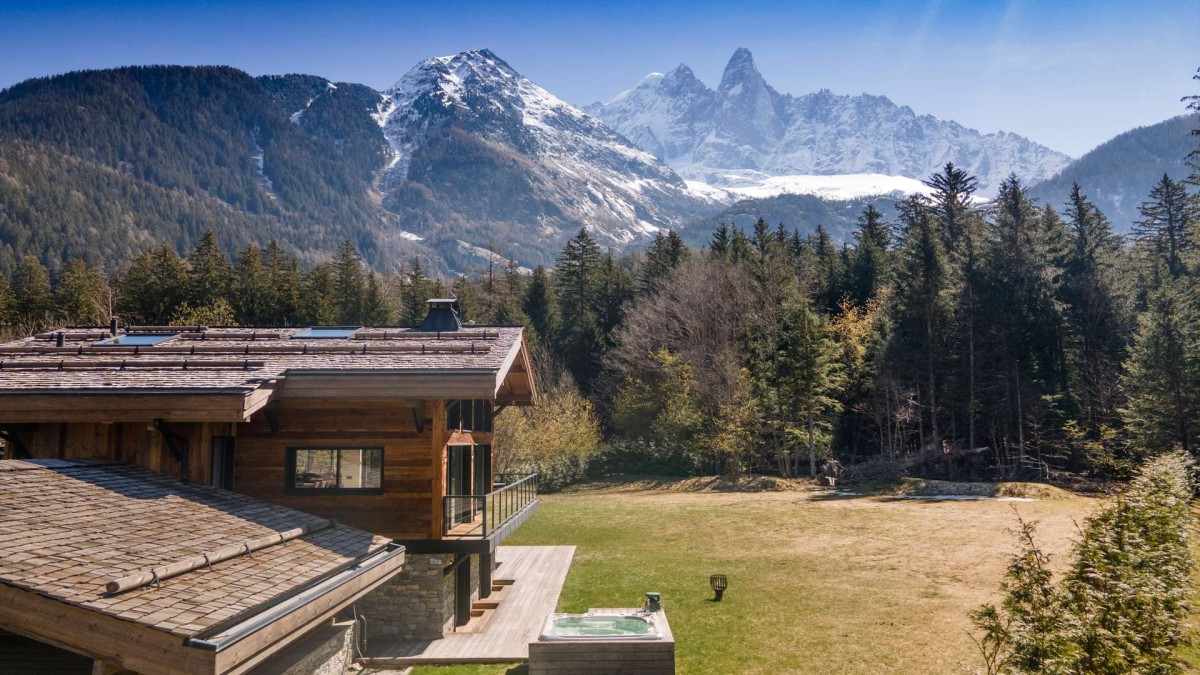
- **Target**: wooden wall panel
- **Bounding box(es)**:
[232,398,438,539]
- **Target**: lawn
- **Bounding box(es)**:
[413,479,1102,674]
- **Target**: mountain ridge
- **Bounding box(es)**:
[590,48,1073,194]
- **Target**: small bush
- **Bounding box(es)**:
[972,451,1194,674]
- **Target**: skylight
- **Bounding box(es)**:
[293,326,361,339]
[94,333,178,347]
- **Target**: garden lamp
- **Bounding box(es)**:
[710,574,727,601]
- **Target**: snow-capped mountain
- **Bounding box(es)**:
[591,48,1072,195]
[373,49,718,260]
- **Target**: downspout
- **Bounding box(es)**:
[153,419,190,482]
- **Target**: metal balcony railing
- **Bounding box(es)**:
[443,473,538,538]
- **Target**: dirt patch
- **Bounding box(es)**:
[568,474,811,494]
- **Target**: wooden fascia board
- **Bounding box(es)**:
[0,392,261,423]
[0,585,215,675]
[211,547,406,674]
[493,335,537,404]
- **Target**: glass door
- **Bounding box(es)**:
[447,444,473,524]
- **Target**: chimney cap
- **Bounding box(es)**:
[419,297,463,332]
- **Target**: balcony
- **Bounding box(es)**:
[443,473,538,540]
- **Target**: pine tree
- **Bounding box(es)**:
[847,204,893,306]
[777,299,844,476]
[1060,184,1128,432]
[264,240,302,325]
[1133,174,1197,280]
[400,257,433,326]
[638,230,688,294]
[523,265,556,344]
[1121,279,1200,456]
[554,229,605,391]
[361,273,392,325]
[0,273,14,329]
[981,177,1067,460]
[300,264,337,326]
[971,516,1072,674]
[710,223,732,257]
[55,259,110,326]
[10,255,54,329]
[925,162,979,247]
[230,245,269,326]
[889,196,954,449]
[811,224,845,311]
[331,240,366,325]
[186,229,233,309]
[927,164,985,453]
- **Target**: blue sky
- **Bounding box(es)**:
[0,0,1197,156]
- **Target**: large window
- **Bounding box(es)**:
[446,400,493,433]
[287,447,383,494]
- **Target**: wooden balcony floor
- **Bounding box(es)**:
[361,545,576,665]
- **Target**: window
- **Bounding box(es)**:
[94,333,177,347]
[293,326,360,339]
[446,400,493,433]
[287,447,383,493]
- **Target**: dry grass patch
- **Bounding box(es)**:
[502,482,1099,674]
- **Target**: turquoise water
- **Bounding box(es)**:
[550,615,653,637]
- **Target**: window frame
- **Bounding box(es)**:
[285,446,385,495]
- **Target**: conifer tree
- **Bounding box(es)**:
[554,229,605,391]
[400,257,433,326]
[1060,184,1128,431]
[638,230,688,295]
[811,224,844,311]
[709,223,732,257]
[889,196,954,448]
[10,255,53,329]
[264,240,302,325]
[186,229,233,309]
[361,273,391,325]
[847,204,893,306]
[331,240,365,325]
[230,245,269,326]
[0,273,14,329]
[927,164,984,452]
[55,259,110,326]
[777,299,844,476]
[1121,279,1200,456]
[300,264,337,326]
[1133,174,1197,280]
[523,265,556,344]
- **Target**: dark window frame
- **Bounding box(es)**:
[445,399,494,433]
[285,446,384,495]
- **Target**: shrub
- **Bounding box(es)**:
[972,451,1194,674]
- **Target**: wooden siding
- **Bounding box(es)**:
[10,398,498,542]
[18,421,222,485]
[233,399,439,539]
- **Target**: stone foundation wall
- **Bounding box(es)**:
[357,552,485,641]
[357,553,453,641]
[250,619,356,675]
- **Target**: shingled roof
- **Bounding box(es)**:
[0,459,406,674]
[0,325,536,422]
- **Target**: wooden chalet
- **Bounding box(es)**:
[0,299,543,673]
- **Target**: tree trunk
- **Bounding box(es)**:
[808,415,817,477]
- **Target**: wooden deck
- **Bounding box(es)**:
[362,545,575,665]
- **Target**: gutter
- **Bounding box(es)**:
[185,542,405,652]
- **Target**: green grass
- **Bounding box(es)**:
[415,481,1103,674]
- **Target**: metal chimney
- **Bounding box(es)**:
[418,298,462,332]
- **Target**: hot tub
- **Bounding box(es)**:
[539,611,663,641]
[530,608,675,674]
